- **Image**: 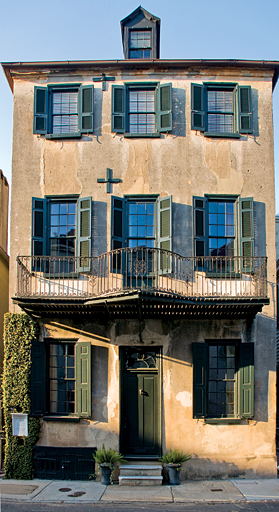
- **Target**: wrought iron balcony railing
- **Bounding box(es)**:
[16,249,268,300]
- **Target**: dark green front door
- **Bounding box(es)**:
[120,347,161,457]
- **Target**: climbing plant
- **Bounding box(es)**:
[3,313,41,479]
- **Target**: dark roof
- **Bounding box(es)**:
[2,59,279,92]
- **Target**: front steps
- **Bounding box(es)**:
[119,464,163,486]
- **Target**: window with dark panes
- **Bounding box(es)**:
[208,344,236,418]
[128,201,155,247]
[193,341,254,420]
[129,30,151,59]
[208,200,235,257]
[49,343,75,415]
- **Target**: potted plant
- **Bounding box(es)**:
[93,444,127,485]
[159,448,192,485]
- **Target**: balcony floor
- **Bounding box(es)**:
[13,289,269,320]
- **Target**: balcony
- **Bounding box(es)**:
[14,249,269,319]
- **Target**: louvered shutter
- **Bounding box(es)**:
[239,343,254,418]
[31,197,46,271]
[76,342,91,418]
[111,85,125,133]
[158,196,172,273]
[34,87,48,134]
[79,85,94,133]
[191,84,205,131]
[111,196,126,273]
[193,197,207,269]
[238,86,252,134]
[77,197,92,272]
[31,341,46,416]
[157,83,172,132]
[193,343,207,418]
[239,198,254,272]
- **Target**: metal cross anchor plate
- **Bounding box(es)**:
[97,168,122,193]
[93,73,115,91]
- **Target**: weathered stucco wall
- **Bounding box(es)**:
[37,315,276,478]
[8,64,277,478]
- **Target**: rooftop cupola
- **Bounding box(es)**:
[120,6,161,60]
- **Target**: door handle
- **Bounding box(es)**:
[139,389,148,396]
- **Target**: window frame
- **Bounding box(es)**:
[129,29,152,59]
[193,340,254,421]
[33,83,94,139]
[31,195,92,274]
[31,339,91,420]
[191,82,252,137]
[47,340,76,417]
[193,194,254,274]
[111,82,172,137]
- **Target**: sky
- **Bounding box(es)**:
[0,0,279,238]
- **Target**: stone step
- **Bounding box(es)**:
[119,476,163,486]
[119,464,162,477]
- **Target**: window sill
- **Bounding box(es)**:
[124,133,161,138]
[204,418,246,424]
[43,273,80,279]
[204,132,240,139]
[43,416,80,422]
[45,133,82,140]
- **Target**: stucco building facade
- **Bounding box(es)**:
[2,7,278,480]
[0,170,9,372]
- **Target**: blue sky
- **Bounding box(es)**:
[1,0,279,223]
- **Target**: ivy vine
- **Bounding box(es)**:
[3,313,40,479]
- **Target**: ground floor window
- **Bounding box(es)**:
[193,341,254,420]
[49,343,75,414]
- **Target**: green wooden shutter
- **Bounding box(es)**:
[79,85,94,134]
[191,84,205,131]
[76,342,91,418]
[111,85,125,133]
[31,341,46,416]
[32,197,46,257]
[238,86,252,134]
[239,343,254,418]
[34,87,48,134]
[193,342,207,418]
[77,197,92,272]
[111,196,126,250]
[193,197,208,267]
[158,196,172,272]
[157,83,172,132]
[239,197,254,272]
[111,196,126,273]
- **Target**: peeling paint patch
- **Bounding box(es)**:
[176,391,192,408]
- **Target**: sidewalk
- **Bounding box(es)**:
[1,478,279,504]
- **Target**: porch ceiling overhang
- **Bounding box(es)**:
[13,291,269,320]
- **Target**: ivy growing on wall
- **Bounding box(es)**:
[3,313,41,479]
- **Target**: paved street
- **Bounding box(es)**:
[2,501,279,512]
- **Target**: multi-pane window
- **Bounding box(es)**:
[129,30,151,59]
[52,90,78,134]
[208,344,236,418]
[129,90,155,133]
[49,343,75,414]
[208,200,235,257]
[128,201,155,247]
[207,90,234,133]
[191,83,252,136]
[50,202,76,258]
